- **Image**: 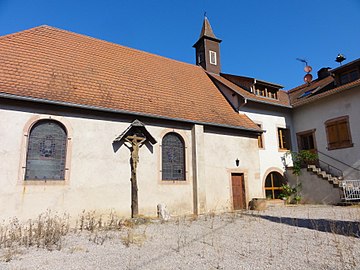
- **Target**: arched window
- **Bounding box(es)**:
[162,132,185,181]
[25,120,67,180]
[265,172,285,199]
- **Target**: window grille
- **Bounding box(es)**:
[162,133,185,181]
[25,120,67,180]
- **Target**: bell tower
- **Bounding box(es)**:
[193,16,222,74]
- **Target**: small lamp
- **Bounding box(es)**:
[235,158,240,167]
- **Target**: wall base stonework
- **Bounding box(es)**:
[285,168,341,205]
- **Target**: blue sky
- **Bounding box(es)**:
[0,0,359,89]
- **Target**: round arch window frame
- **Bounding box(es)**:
[19,115,73,185]
[264,170,286,199]
[160,131,187,182]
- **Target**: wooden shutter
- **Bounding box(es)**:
[338,121,350,147]
[326,116,352,149]
[326,122,339,148]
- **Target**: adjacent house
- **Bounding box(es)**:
[289,59,360,179]
[287,59,360,203]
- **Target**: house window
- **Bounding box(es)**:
[325,116,353,150]
[255,87,266,97]
[25,120,67,180]
[339,69,359,85]
[297,130,316,151]
[267,91,278,99]
[257,124,264,149]
[278,128,291,150]
[265,172,285,199]
[209,51,217,65]
[162,132,185,181]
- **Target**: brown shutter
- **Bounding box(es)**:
[326,117,352,149]
[326,123,339,148]
[338,121,350,146]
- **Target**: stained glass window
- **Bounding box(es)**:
[162,133,185,181]
[25,120,67,180]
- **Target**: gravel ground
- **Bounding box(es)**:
[1,205,360,270]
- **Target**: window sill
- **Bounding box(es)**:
[327,143,354,151]
[160,179,188,185]
[23,180,67,185]
[278,148,290,152]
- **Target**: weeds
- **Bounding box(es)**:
[0,207,359,269]
[0,211,69,251]
[121,226,147,248]
[0,210,151,255]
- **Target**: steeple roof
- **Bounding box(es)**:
[199,16,221,41]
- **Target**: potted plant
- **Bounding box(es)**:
[279,183,301,204]
[294,195,302,204]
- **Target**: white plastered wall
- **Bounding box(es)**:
[0,108,195,221]
[292,87,360,179]
[241,108,294,190]
[0,106,263,221]
[203,131,261,212]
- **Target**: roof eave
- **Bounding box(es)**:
[207,73,292,109]
[246,98,292,109]
[192,36,222,48]
[254,78,284,89]
[0,92,260,133]
[330,58,360,73]
[292,80,360,108]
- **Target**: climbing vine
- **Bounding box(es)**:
[286,150,318,176]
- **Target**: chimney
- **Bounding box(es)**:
[317,67,331,80]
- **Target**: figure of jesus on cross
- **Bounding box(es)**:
[125,134,146,217]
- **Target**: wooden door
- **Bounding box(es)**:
[231,173,246,210]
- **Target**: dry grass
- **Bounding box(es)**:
[1,206,360,269]
[0,210,69,251]
[0,210,153,261]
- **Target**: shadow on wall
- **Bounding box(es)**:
[247,213,360,238]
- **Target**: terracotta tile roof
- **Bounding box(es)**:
[288,77,360,107]
[288,76,334,106]
[207,73,291,108]
[0,26,259,131]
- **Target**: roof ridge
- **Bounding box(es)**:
[0,25,201,71]
[287,76,329,93]
[0,25,53,40]
[292,78,360,107]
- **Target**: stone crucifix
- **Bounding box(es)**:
[113,120,157,218]
[125,134,146,218]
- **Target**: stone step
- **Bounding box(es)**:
[307,164,316,170]
[307,164,341,187]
